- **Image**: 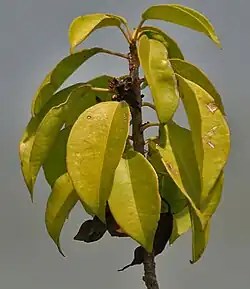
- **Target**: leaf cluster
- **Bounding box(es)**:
[19,4,230,265]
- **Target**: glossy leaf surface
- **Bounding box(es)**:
[108,148,161,252]
[138,34,179,123]
[67,101,130,221]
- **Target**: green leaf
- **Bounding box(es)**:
[170,207,191,245]
[65,75,113,126]
[45,173,78,256]
[20,84,88,195]
[67,101,130,221]
[27,85,92,195]
[31,48,103,116]
[43,127,71,187]
[108,148,161,252]
[176,75,230,200]
[141,4,221,47]
[190,208,211,264]
[170,59,225,114]
[147,141,187,214]
[138,26,184,60]
[200,171,224,228]
[69,14,127,52]
[153,122,202,219]
[137,34,179,123]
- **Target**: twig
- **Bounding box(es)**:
[101,48,129,59]
[142,102,156,111]
[128,41,160,289]
[141,122,160,132]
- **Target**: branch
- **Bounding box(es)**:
[128,42,160,289]
[142,102,156,111]
[90,87,110,93]
[101,48,129,59]
[141,122,160,132]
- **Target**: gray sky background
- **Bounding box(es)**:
[0,0,249,288]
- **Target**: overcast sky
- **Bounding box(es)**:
[0,0,250,288]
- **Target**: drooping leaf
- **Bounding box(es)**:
[28,85,92,195]
[43,126,71,187]
[69,14,127,52]
[138,26,184,59]
[108,148,161,252]
[45,173,78,256]
[170,59,225,114]
[200,171,224,228]
[176,75,230,200]
[20,84,93,194]
[190,208,211,264]
[150,122,202,220]
[170,206,191,245]
[141,4,221,47]
[32,48,103,116]
[137,34,179,123]
[67,101,130,221]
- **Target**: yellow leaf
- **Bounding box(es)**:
[108,149,161,252]
[137,34,179,123]
[141,4,221,47]
[67,101,130,221]
[69,14,127,52]
[45,173,78,256]
[177,75,230,200]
